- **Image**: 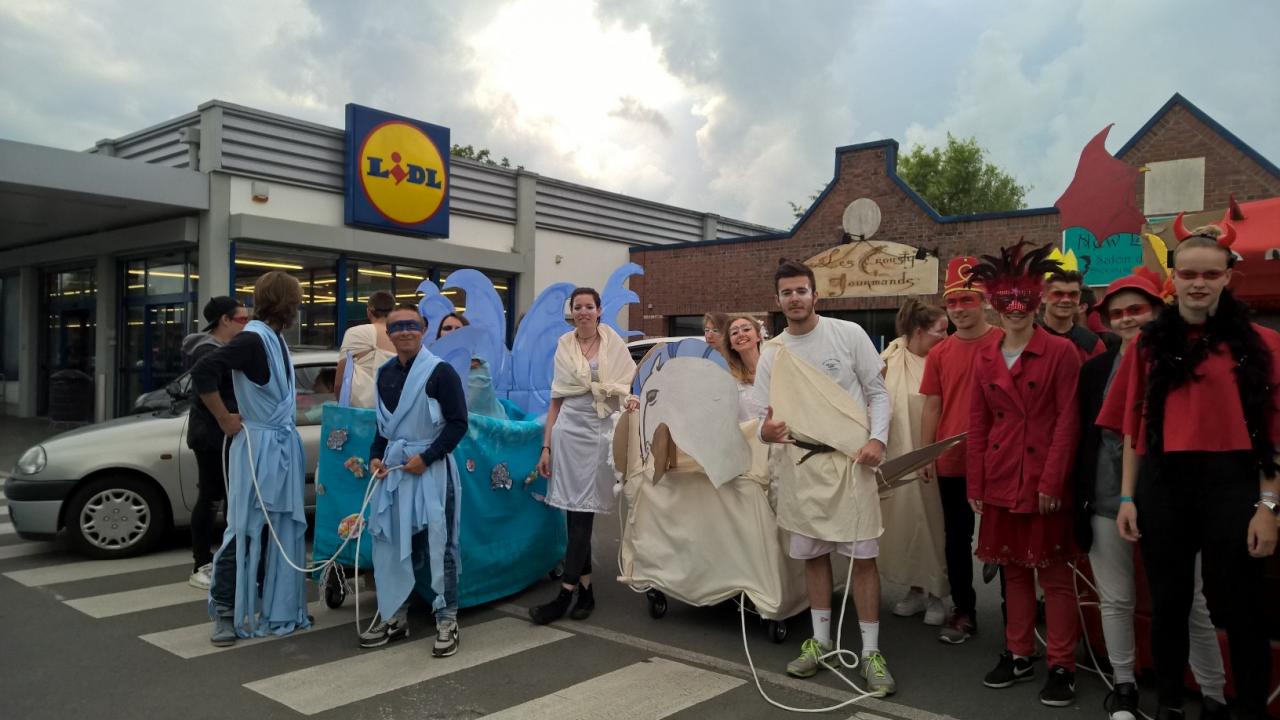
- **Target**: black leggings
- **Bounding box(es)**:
[1137,451,1271,715]
[190,445,228,570]
[938,475,977,615]
[563,511,594,586]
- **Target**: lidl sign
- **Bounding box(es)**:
[345,103,450,237]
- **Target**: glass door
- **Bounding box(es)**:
[117,254,197,415]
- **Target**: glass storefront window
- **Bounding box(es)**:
[394,265,429,305]
[124,260,146,297]
[235,248,339,348]
[1,275,18,379]
[147,262,187,296]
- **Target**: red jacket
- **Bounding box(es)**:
[967,326,1082,513]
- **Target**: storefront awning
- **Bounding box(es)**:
[0,139,208,252]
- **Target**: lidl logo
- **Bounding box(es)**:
[345,104,450,237]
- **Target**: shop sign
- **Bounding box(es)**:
[345,103,450,237]
[1062,228,1144,286]
[804,240,939,298]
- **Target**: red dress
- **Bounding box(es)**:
[967,326,1083,567]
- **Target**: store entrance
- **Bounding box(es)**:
[40,268,97,418]
[118,255,197,414]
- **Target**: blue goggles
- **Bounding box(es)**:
[387,320,424,334]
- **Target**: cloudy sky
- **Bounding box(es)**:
[2,0,1277,229]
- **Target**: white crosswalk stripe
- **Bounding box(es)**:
[244,617,572,716]
[0,521,15,537]
[481,657,744,719]
[64,580,206,618]
[0,541,60,561]
[2,548,188,586]
[140,592,376,659]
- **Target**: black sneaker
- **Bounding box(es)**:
[983,651,1035,688]
[1154,708,1185,720]
[1199,696,1230,720]
[358,615,409,649]
[432,619,458,658]
[1039,665,1075,707]
[569,583,595,620]
[1105,681,1138,720]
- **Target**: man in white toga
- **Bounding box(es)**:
[753,259,895,694]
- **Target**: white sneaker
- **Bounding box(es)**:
[923,595,946,626]
[891,588,927,617]
[189,563,213,590]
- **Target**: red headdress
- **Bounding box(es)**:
[966,240,1061,315]
[1171,211,1236,249]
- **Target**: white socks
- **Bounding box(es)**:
[811,608,832,645]
[859,621,879,658]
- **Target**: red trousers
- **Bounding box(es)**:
[1004,561,1079,670]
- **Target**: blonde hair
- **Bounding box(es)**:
[722,314,764,384]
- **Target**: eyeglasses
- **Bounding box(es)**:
[1047,289,1081,301]
[704,327,722,336]
[1173,268,1227,282]
[1106,303,1152,321]
[230,316,250,325]
[387,320,424,334]
[944,295,981,309]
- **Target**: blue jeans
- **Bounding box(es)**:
[409,473,459,621]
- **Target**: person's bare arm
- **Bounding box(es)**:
[538,397,564,478]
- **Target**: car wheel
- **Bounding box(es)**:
[65,476,169,559]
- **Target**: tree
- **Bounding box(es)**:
[896,134,1029,216]
[450,143,517,169]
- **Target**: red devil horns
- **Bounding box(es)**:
[1216,219,1237,249]
[1173,212,1192,242]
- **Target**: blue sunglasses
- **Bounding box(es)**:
[387,320,424,334]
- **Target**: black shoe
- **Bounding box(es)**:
[1105,681,1139,720]
[1199,696,1231,720]
[569,583,594,620]
[1154,708,1185,720]
[528,587,574,625]
[982,562,999,583]
[1039,665,1075,707]
[984,651,1035,688]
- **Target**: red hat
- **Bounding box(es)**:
[1093,267,1168,314]
[943,256,982,296]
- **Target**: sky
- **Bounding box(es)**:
[2,0,1277,230]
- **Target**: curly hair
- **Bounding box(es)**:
[252,271,303,328]
[1139,289,1277,478]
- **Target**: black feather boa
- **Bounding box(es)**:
[1140,289,1279,478]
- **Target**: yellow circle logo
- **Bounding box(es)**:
[358,121,447,225]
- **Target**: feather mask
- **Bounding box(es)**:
[966,240,1062,315]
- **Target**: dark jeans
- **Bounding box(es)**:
[1137,451,1271,715]
[190,445,228,570]
[210,526,268,612]
[939,475,977,615]
[409,473,459,620]
[563,511,594,586]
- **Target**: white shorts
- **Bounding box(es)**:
[788,532,879,560]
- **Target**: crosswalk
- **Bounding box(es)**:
[0,540,906,720]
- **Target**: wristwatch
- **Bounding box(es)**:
[1256,499,1280,516]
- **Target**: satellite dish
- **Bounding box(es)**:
[842,198,881,240]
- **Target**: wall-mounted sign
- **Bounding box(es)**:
[1062,228,1143,287]
[345,103,450,237]
[804,240,939,298]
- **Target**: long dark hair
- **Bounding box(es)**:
[1140,289,1277,477]
[435,311,469,339]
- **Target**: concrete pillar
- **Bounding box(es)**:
[16,266,39,417]
[93,254,117,421]
[513,170,540,316]
[198,173,232,311]
[701,213,719,241]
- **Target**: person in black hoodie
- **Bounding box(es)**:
[183,296,249,589]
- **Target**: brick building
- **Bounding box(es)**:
[629,93,1280,342]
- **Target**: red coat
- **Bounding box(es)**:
[967,326,1082,513]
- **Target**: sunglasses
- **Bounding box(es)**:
[1047,289,1081,301]
[1107,303,1152,321]
[387,320,424,334]
[944,295,982,309]
[230,316,250,325]
[1173,269,1227,282]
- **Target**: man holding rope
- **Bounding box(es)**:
[192,271,310,646]
[365,304,468,654]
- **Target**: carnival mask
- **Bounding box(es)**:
[991,289,1040,315]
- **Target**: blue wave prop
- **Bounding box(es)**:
[632,338,728,395]
[601,262,644,339]
[428,323,486,385]
[507,282,575,414]
[443,270,509,381]
[417,280,457,341]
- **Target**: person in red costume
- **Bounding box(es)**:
[965,241,1083,708]
[1100,215,1280,720]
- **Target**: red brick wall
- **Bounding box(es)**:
[629,100,1280,337]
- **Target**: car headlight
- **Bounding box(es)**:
[16,446,46,475]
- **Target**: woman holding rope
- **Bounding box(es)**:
[528,287,639,625]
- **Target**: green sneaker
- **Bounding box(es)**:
[786,638,832,678]
[861,651,896,695]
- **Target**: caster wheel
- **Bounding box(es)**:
[323,568,347,609]
[767,619,788,643]
[646,589,668,619]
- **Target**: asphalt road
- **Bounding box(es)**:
[1,474,1171,720]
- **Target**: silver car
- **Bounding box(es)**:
[3,350,337,559]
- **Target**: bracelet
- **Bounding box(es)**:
[1119,496,1134,504]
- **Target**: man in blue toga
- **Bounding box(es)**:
[192,271,310,646]
[365,304,468,655]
